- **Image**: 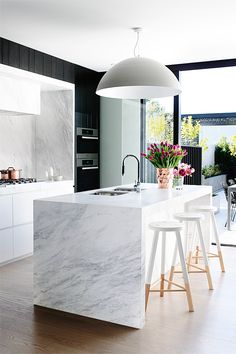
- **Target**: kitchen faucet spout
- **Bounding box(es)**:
[121,154,141,192]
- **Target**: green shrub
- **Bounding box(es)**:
[215,136,236,173]
[202,165,222,178]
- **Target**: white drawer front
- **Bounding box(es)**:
[0,195,13,229]
[0,228,13,263]
[13,224,33,258]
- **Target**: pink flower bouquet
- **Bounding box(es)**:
[141,141,187,168]
[173,163,195,178]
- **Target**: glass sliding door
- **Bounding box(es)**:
[142,97,174,182]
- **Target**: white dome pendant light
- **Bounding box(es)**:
[96,28,181,99]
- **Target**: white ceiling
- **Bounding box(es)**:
[0,0,236,72]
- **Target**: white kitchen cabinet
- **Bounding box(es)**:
[0,195,12,229]
[0,228,13,263]
[13,224,33,258]
[13,191,43,225]
[0,180,73,266]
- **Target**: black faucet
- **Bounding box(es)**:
[122,154,141,192]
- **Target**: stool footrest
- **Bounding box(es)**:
[151,277,186,291]
[192,251,219,259]
[186,263,207,272]
[150,289,186,293]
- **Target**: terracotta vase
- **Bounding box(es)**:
[156,168,174,189]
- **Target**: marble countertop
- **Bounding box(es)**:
[35,183,212,209]
[0,180,73,195]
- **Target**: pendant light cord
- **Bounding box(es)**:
[133,29,141,57]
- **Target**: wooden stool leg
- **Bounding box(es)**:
[176,231,194,312]
[145,230,159,310]
[160,232,166,297]
[196,220,213,290]
[168,240,177,289]
[195,246,200,264]
[187,250,192,272]
[211,211,225,272]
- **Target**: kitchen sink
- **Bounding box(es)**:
[114,187,145,192]
[91,190,128,196]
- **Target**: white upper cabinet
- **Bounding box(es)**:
[0,76,40,115]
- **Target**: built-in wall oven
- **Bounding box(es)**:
[76,127,99,192]
[76,127,98,153]
[76,153,98,169]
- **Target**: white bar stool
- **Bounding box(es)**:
[146,221,194,312]
[170,212,214,290]
[191,205,225,272]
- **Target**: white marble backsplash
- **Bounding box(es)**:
[0,90,73,180]
[0,114,36,177]
[36,90,73,180]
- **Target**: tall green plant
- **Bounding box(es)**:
[215,136,236,172]
[146,100,173,143]
[181,116,208,152]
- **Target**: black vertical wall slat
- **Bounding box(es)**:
[19,45,29,71]
[0,38,2,63]
[8,42,20,68]
[181,146,202,185]
[28,49,35,72]
[55,58,64,80]
[34,51,44,75]
[63,61,75,83]
[43,54,52,77]
[2,39,9,65]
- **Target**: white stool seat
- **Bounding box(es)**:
[174,212,204,221]
[192,205,217,213]
[149,221,183,232]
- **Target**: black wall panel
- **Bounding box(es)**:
[0,37,101,191]
[182,146,202,185]
[43,54,52,77]
[63,61,75,83]
[19,45,29,71]
[34,50,44,75]
[8,42,20,68]
[28,49,35,72]
[2,39,9,65]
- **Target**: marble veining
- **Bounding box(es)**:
[0,113,36,177]
[34,201,144,328]
[35,90,73,180]
[0,90,73,180]
[34,184,212,329]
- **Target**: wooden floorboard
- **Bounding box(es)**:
[1,247,236,354]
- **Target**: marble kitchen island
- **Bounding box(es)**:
[34,183,212,329]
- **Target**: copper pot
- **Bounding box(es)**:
[0,170,9,180]
[7,167,22,180]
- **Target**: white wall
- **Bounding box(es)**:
[100,98,123,188]
[200,125,236,166]
[100,98,140,188]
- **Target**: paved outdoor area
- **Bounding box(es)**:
[215,190,236,245]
